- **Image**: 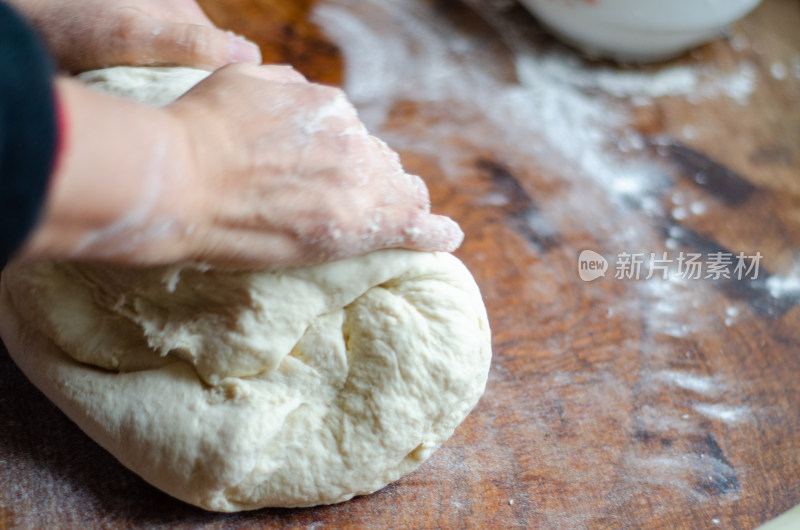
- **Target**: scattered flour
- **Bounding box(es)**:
[770,62,788,80]
[315,0,758,224]
[693,403,750,423]
[701,61,758,105]
[536,54,699,99]
[535,52,757,106]
[659,371,718,395]
[310,1,776,525]
[765,266,800,299]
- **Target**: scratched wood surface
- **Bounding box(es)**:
[1,0,799,528]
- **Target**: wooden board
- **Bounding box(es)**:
[1,0,799,527]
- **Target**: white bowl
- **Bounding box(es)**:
[519,0,763,62]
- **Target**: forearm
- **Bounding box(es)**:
[20,78,194,263]
[0,1,58,266]
[12,62,462,270]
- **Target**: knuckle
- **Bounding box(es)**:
[108,16,149,62]
[112,15,140,42]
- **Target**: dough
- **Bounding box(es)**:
[78,66,211,106]
[0,67,491,512]
[1,251,490,511]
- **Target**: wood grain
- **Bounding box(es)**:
[1,0,799,528]
[197,0,343,85]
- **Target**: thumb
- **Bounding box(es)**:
[145,21,262,70]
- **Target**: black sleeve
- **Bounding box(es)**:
[0,1,58,267]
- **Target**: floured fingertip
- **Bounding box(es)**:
[436,215,465,252]
[407,215,464,253]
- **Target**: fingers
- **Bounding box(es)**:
[143,21,261,69]
[169,61,463,265]
[216,62,308,84]
[399,213,465,253]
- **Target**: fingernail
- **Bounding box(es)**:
[228,37,261,64]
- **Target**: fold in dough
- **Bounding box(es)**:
[1,249,491,511]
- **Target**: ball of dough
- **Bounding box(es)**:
[0,67,491,512]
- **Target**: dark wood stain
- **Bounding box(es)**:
[658,224,799,316]
[477,158,562,252]
[660,141,758,206]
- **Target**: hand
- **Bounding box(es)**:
[167,63,464,266]
[21,64,463,269]
[8,0,261,72]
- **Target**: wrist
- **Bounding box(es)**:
[164,96,231,233]
[20,77,193,263]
